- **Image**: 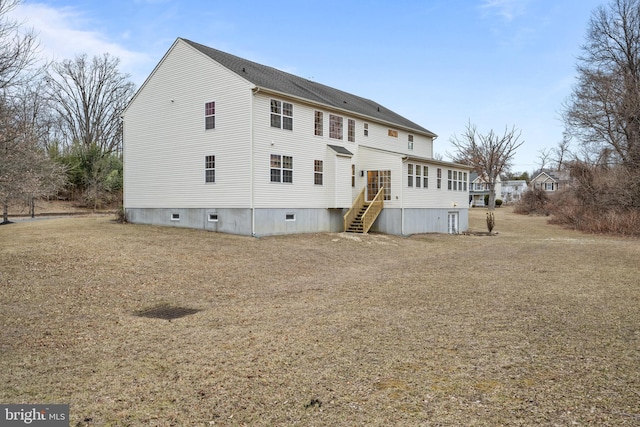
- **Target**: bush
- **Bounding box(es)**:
[114,206,127,224]
[495,199,503,207]
[514,188,549,215]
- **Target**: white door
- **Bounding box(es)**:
[447,212,459,234]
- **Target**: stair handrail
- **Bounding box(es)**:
[361,186,385,233]
[343,186,366,231]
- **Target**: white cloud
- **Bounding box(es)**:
[480,0,528,21]
[7,2,152,84]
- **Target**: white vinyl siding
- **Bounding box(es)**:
[123,40,253,209]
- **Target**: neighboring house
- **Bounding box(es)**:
[469,173,502,207]
[123,38,471,236]
[501,180,528,204]
[530,171,571,193]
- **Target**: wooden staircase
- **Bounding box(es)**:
[343,186,384,233]
[345,203,369,233]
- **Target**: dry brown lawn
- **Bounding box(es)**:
[1,208,638,426]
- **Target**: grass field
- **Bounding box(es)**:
[1,208,638,426]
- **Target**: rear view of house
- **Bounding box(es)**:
[123,38,471,236]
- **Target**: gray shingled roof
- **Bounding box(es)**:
[181,38,436,137]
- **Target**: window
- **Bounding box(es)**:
[448,170,453,190]
[424,166,429,188]
[364,123,369,137]
[208,213,218,222]
[348,119,355,142]
[388,129,398,138]
[171,213,180,221]
[463,172,467,191]
[285,213,295,221]
[407,163,414,187]
[380,171,391,201]
[458,172,464,192]
[453,171,458,191]
[205,102,215,129]
[329,114,343,139]
[408,134,414,150]
[270,99,293,130]
[352,164,356,187]
[314,160,323,185]
[270,154,293,183]
[205,155,215,183]
[415,165,421,188]
[545,182,554,191]
[314,111,323,136]
[437,168,442,189]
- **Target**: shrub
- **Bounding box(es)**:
[514,188,549,215]
[495,199,503,207]
[486,212,495,232]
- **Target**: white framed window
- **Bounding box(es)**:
[458,171,464,191]
[205,101,215,130]
[408,134,414,150]
[407,163,414,187]
[285,213,295,221]
[205,155,215,183]
[364,123,369,137]
[545,182,554,191]
[423,166,429,188]
[270,99,293,130]
[352,164,356,187]
[415,165,421,188]
[314,160,323,185]
[448,170,453,190]
[314,111,323,136]
[208,213,218,222]
[437,168,442,189]
[171,213,180,221]
[270,154,293,183]
[453,171,458,191]
[348,119,355,142]
[463,172,467,191]
[329,114,343,140]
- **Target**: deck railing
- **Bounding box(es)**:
[361,187,385,233]
[343,187,366,232]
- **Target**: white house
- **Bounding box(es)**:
[469,173,502,207]
[501,180,528,204]
[123,38,471,236]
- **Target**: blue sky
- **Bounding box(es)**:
[10,0,604,173]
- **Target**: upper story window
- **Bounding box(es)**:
[205,102,215,130]
[329,114,343,140]
[448,170,453,190]
[364,123,369,137]
[352,164,356,187]
[314,111,323,136]
[270,154,293,183]
[437,168,442,189]
[388,129,398,138]
[205,155,215,183]
[423,166,429,188]
[408,134,414,150]
[348,119,355,142]
[461,172,467,191]
[407,164,414,187]
[270,99,293,130]
[415,165,421,188]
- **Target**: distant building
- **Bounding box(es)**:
[469,173,502,207]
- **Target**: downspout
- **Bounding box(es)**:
[401,156,408,236]
[251,87,259,236]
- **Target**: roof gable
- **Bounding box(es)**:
[180,38,435,137]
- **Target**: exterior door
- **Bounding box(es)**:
[447,212,459,234]
[366,171,379,201]
[366,170,391,202]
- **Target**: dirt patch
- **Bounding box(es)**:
[134,303,202,320]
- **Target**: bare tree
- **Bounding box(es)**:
[0,0,38,93]
[553,135,573,170]
[450,122,524,210]
[1,98,66,223]
[45,53,136,155]
[537,148,552,171]
[563,0,640,169]
[0,0,65,222]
